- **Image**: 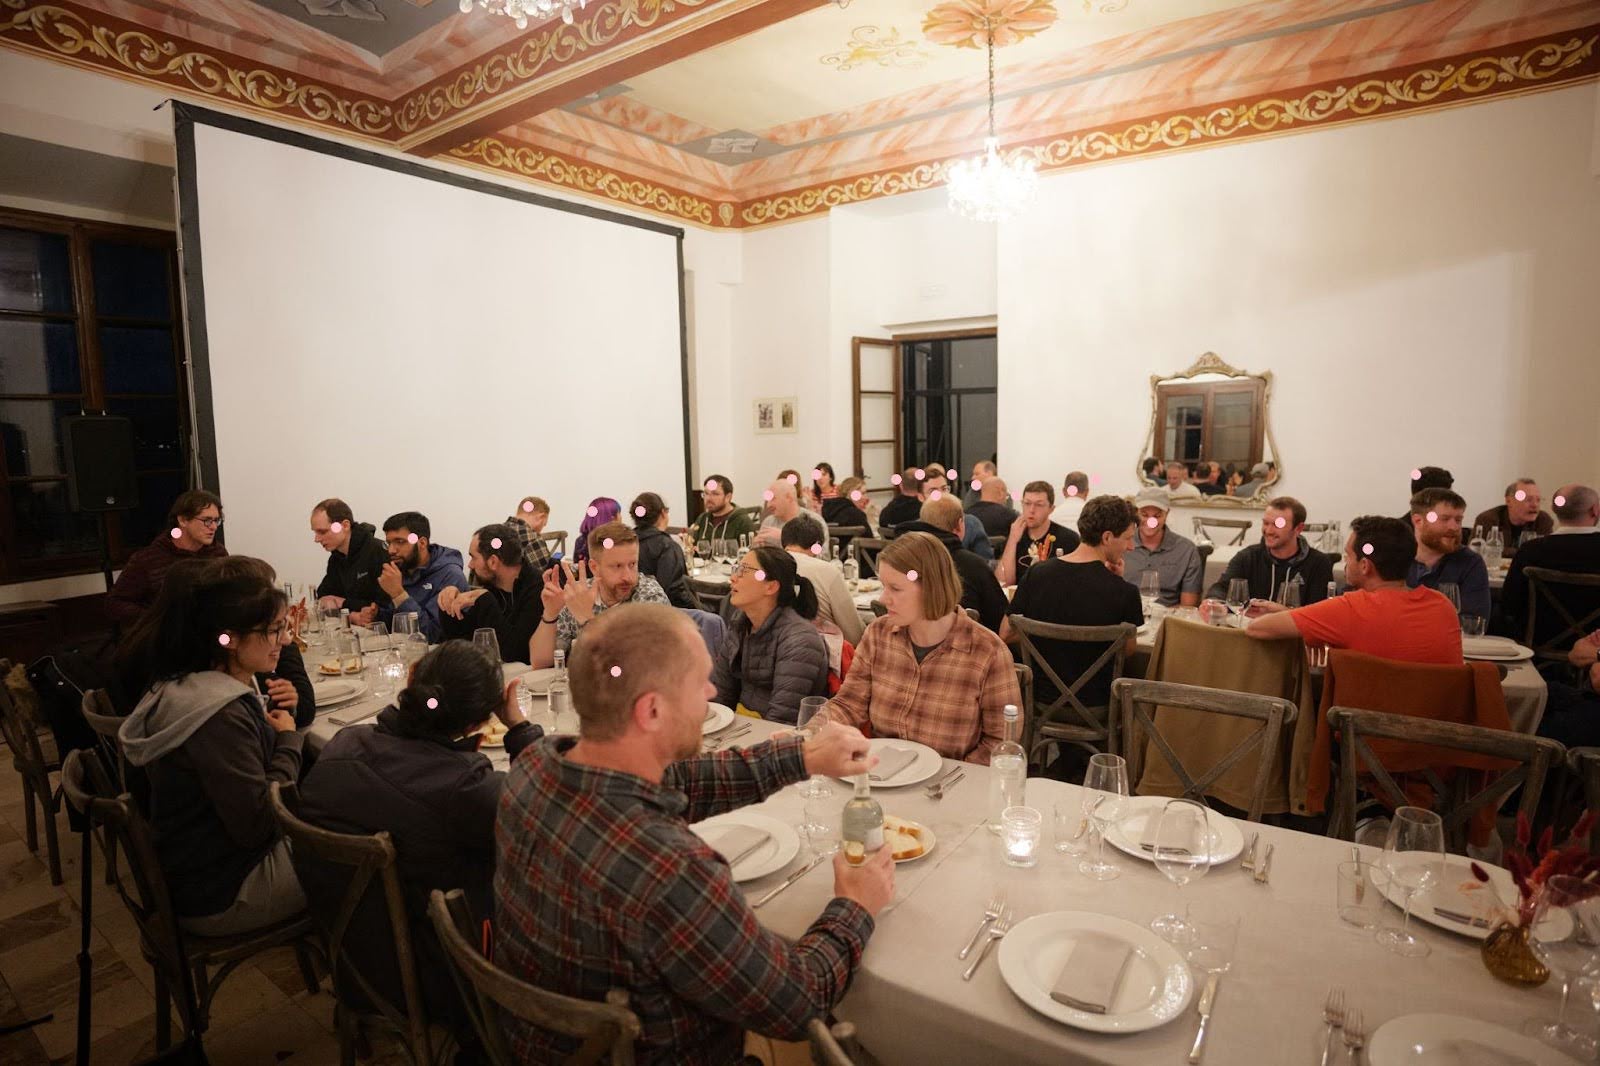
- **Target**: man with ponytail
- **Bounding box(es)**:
[710,545,831,724]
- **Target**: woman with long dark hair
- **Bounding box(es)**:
[711,546,830,724]
[630,491,696,609]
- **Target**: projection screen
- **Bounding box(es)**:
[174,104,689,582]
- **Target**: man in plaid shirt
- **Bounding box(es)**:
[496,603,892,1063]
[506,495,554,572]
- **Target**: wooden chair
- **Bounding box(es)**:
[1568,747,1600,850]
[1112,679,1298,823]
[807,1018,862,1065]
[539,530,568,560]
[58,751,322,1054]
[852,538,887,578]
[987,535,1007,558]
[1196,542,1214,573]
[427,888,641,1065]
[270,783,443,1065]
[827,526,869,542]
[1014,662,1034,754]
[1325,707,1565,852]
[1194,517,1251,546]
[688,577,728,618]
[79,689,128,883]
[1009,617,1135,768]
[0,665,63,884]
[1522,567,1600,665]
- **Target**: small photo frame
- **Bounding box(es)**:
[755,397,797,434]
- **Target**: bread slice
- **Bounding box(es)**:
[883,815,926,861]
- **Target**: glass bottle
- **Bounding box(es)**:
[841,774,885,864]
[987,704,1026,834]
[548,649,575,734]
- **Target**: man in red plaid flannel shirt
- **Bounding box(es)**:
[495,602,893,1063]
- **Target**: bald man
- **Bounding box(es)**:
[966,476,1019,538]
[1499,484,1600,651]
[756,479,828,551]
[961,460,998,508]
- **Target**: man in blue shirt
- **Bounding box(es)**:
[1406,487,1490,620]
[368,510,468,641]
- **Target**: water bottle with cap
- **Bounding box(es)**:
[987,704,1026,834]
[548,649,575,734]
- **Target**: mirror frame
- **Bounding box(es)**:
[1138,351,1281,507]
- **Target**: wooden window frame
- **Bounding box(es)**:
[1153,378,1265,469]
[851,337,901,502]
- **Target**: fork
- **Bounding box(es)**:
[1240,832,1259,872]
[958,894,1004,960]
[1341,1007,1364,1066]
[962,908,1011,980]
[1319,988,1345,1066]
[926,771,965,800]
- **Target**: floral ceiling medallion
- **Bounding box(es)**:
[821,26,930,71]
[923,0,1058,50]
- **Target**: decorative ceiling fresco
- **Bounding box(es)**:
[3,0,1596,228]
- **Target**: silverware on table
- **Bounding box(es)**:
[961,908,1011,981]
[959,894,1004,960]
[1187,972,1221,1063]
[705,725,751,751]
[1241,832,1259,872]
[725,836,769,870]
[1341,1007,1364,1066]
[926,771,964,800]
[1140,843,1192,855]
[1431,906,1491,929]
[924,766,962,795]
[1319,988,1345,1066]
[751,854,826,909]
[1253,842,1274,884]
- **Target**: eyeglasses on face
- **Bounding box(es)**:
[190,514,223,528]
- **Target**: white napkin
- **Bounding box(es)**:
[870,745,918,783]
[705,826,770,868]
[1050,933,1133,1014]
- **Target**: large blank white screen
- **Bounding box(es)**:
[186,121,686,579]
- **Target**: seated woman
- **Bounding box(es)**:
[630,491,697,610]
[212,556,316,726]
[118,562,306,936]
[295,640,537,1025]
[817,531,1019,764]
[572,497,620,569]
[711,546,829,724]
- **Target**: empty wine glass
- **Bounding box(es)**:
[1139,571,1161,617]
[472,628,502,665]
[392,613,418,640]
[796,697,834,800]
[1525,874,1600,1059]
[1225,578,1250,626]
[1079,753,1130,881]
[361,621,390,656]
[1375,806,1445,958]
[1437,582,1461,613]
[401,631,428,666]
[1149,799,1211,944]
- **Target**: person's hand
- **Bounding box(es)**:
[1571,637,1600,670]
[264,677,298,713]
[832,845,894,918]
[318,595,343,611]
[440,587,486,619]
[265,707,296,734]
[540,565,566,620]
[1007,514,1028,543]
[563,560,599,624]
[495,677,527,728]
[348,604,378,627]
[378,563,405,602]
[753,526,780,548]
[1105,556,1125,577]
[1245,598,1288,618]
[801,720,874,779]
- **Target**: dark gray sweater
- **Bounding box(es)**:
[710,606,830,725]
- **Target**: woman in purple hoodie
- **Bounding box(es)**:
[571,496,620,568]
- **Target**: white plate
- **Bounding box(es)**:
[517,667,560,695]
[885,818,936,864]
[1105,797,1246,866]
[1462,636,1535,662]
[311,678,367,709]
[703,703,736,734]
[1374,854,1572,942]
[836,739,943,788]
[1369,1013,1574,1065]
[997,911,1194,1034]
[691,811,799,882]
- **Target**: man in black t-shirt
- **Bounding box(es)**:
[877,465,926,531]
[996,480,1080,587]
[966,476,1019,537]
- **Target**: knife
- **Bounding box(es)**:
[1432,906,1491,929]
[1188,973,1220,1063]
[725,835,770,871]
[752,854,826,909]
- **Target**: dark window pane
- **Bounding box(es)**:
[0,319,80,393]
[0,227,73,314]
[8,480,100,561]
[949,338,997,389]
[0,399,80,477]
[122,469,185,547]
[105,397,183,470]
[91,240,172,320]
[100,326,177,394]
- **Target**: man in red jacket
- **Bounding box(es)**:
[107,489,227,627]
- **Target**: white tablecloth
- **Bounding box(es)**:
[1202,544,1508,595]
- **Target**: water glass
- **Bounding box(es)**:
[1437,582,1461,613]
[1080,753,1130,881]
[1001,806,1042,868]
[1336,860,1385,929]
[1526,875,1600,1059]
[1053,801,1088,854]
[392,613,418,639]
[473,628,502,665]
[360,621,390,655]
[1460,614,1487,638]
[1184,901,1239,973]
[374,649,406,702]
[1150,800,1210,944]
[804,796,840,857]
[1375,806,1445,958]
[796,697,833,799]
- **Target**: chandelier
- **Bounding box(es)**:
[459,0,587,29]
[946,19,1037,222]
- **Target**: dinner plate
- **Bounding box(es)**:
[703,703,736,734]
[1461,636,1535,662]
[851,579,882,593]
[885,817,936,864]
[518,667,561,696]
[997,911,1194,1034]
[311,678,366,709]
[1105,796,1246,865]
[835,739,942,788]
[1373,854,1572,942]
[1368,1013,1572,1064]
[690,811,799,882]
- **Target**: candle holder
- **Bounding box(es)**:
[1002,806,1042,868]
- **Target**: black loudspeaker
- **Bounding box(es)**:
[61,415,138,513]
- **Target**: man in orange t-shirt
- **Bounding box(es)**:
[1245,515,1462,664]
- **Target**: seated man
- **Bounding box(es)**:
[1120,488,1202,608]
[1051,471,1090,529]
[966,476,1018,538]
[1205,496,1333,605]
[920,463,992,561]
[1194,462,1226,497]
[439,523,541,662]
[369,512,469,641]
[1233,462,1273,499]
[1500,484,1600,651]
[995,481,1081,588]
[781,518,864,645]
[1473,478,1553,556]
[506,495,554,572]
[962,460,998,509]
[311,498,389,612]
[900,494,1007,632]
[1406,488,1491,620]
[755,479,828,552]
[494,604,891,1064]
[876,466,926,530]
[529,522,670,667]
[1539,629,1600,749]
[107,489,227,627]
[690,475,757,545]
[1245,515,1462,663]
[1164,461,1201,500]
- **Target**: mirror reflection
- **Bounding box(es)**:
[1138,352,1280,505]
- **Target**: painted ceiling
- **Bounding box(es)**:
[3,0,1596,228]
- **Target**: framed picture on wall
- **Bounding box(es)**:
[756,397,797,434]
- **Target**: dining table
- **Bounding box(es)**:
[1201,543,1510,600]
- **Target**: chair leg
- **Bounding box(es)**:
[293,941,321,995]
[336,1003,358,1066]
[41,800,63,886]
[104,835,118,886]
[154,972,172,1052]
[21,780,37,852]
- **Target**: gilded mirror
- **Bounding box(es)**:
[1137,352,1280,507]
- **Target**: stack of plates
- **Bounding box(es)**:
[1462,636,1534,662]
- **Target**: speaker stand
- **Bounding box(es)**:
[97,513,114,594]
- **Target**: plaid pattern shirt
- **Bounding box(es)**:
[554,576,670,657]
[506,515,555,572]
[819,611,1019,764]
[495,735,874,1065]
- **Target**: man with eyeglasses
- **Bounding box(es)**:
[108,489,228,627]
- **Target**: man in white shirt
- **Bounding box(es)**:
[756,480,828,552]
[780,517,865,645]
[1165,462,1202,500]
[1052,471,1090,530]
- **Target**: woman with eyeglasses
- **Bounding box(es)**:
[711,546,830,724]
[107,489,228,629]
[118,560,308,936]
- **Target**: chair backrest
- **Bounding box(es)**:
[1302,522,1331,534]
[1112,678,1297,823]
[827,526,869,541]
[0,666,52,795]
[687,578,728,619]
[79,688,127,791]
[851,538,887,577]
[1009,616,1135,746]
[735,506,762,525]
[1326,706,1564,853]
[540,530,568,559]
[1522,567,1600,662]
[987,534,1007,557]
[1013,662,1034,755]
[269,782,432,1063]
[807,1018,861,1065]
[1196,543,1214,569]
[1195,518,1251,546]
[1569,747,1600,850]
[427,889,641,1066]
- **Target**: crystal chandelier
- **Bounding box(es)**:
[459,0,587,29]
[946,19,1037,222]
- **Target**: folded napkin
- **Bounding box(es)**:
[704,706,718,723]
[1445,1040,1534,1066]
[1050,933,1133,1014]
[706,826,770,868]
[870,745,918,783]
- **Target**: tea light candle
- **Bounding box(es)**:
[1002,806,1042,868]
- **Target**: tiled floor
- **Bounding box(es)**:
[0,747,812,1065]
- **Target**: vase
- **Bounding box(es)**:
[1481,921,1549,987]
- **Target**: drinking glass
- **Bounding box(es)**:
[360,621,390,655]
[1184,901,1239,974]
[1525,875,1600,1058]
[1375,806,1445,957]
[803,796,840,857]
[1460,614,1487,638]
[303,598,324,635]
[1225,578,1250,627]
[1079,753,1130,881]
[1053,800,1088,855]
[1336,860,1385,930]
[402,631,428,666]
[796,697,834,800]
[374,647,406,702]
[1279,580,1303,609]
[1001,806,1042,868]
[1139,571,1161,617]
[1149,800,1210,943]
[1437,582,1461,613]
[473,628,502,665]
[392,613,418,639]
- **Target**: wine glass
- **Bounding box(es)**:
[1149,799,1210,943]
[795,697,834,800]
[1375,806,1445,957]
[472,628,502,665]
[1525,874,1600,1058]
[360,621,390,656]
[1079,753,1130,881]
[1225,578,1250,626]
[1437,582,1461,614]
[392,613,418,640]
[1139,571,1161,617]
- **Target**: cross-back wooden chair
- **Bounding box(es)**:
[1522,567,1600,665]
[852,538,887,579]
[1009,617,1135,768]
[0,664,63,884]
[539,530,569,560]
[807,1018,862,1065]
[687,577,728,618]
[1112,678,1297,823]
[1326,707,1565,853]
[1193,517,1251,546]
[1568,747,1600,851]
[271,783,444,1065]
[427,889,641,1066]
[78,689,130,883]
